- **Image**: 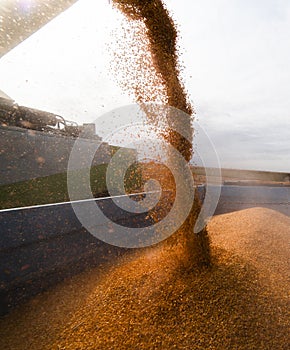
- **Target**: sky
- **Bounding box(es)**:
[0,0,289,172]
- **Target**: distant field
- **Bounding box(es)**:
[193,166,290,185]
[1,163,288,210]
[0,163,142,210]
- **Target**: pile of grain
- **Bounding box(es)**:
[208,207,290,300]
[1,207,289,349]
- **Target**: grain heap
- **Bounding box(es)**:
[111,0,210,267]
[1,207,289,349]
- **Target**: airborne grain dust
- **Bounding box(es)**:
[111,0,211,267]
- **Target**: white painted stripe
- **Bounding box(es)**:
[0,191,162,213]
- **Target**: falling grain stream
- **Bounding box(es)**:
[111,0,211,267]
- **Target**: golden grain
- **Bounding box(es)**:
[1,208,288,349]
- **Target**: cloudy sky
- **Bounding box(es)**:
[0,0,289,172]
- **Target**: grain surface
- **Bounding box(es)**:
[0,207,289,349]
